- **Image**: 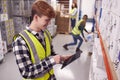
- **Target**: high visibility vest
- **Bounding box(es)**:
[70,8,77,19]
[72,19,84,35]
[14,30,54,80]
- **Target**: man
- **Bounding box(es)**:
[63,15,90,52]
[13,0,70,80]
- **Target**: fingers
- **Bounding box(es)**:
[53,55,72,64]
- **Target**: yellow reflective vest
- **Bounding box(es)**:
[72,19,84,35]
[14,30,54,80]
[70,8,77,19]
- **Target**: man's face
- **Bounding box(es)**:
[37,15,51,30]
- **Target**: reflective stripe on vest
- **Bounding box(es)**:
[17,30,54,80]
[70,8,77,19]
[72,19,83,35]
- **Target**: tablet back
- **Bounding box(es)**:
[61,52,81,69]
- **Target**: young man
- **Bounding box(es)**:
[13,0,70,80]
[63,15,90,52]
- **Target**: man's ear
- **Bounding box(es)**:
[33,14,38,21]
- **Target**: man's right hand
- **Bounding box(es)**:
[53,55,72,64]
[53,55,61,64]
[84,38,87,42]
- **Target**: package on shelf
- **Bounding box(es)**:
[89,53,97,80]
[1,0,8,13]
[0,0,2,13]
[0,52,4,62]
[116,63,120,80]
[0,22,7,41]
[97,46,104,69]
[93,68,107,80]
[93,42,98,61]
[12,1,23,15]
[53,25,57,34]
[0,28,2,40]
[2,5,7,13]
[51,0,57,11]
[110,0,119,11]
[4,19,15,45]
[94,38,105,69]
[9,19,14,26]
[89,43,107,80]
[109,16,120,62]
[0,43,4,62]
[0,40,7,55]
[0,19,15,46]
[0,14,1,22]
[114,16,120,80]
[47,18,56,36]
[56,3,61,11]
[23,0,32,16]
[56,15,69,33]
[13,17,24,34]
[51,19,55,24]
[0,13,8,21]
[92,66,107,80]
[102,0,110,9]
[118,2,120,14]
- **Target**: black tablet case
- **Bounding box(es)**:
[61,52,81,69]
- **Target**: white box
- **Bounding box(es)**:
[0,13,8,21]
[94,38,105,69]
[0,53,4,62]
[0,40,7,55]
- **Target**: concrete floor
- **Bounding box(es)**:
[0,22,93,80]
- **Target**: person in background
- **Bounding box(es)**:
[63,15,90,53]
[13,0,71,80]
[69,2,78,29]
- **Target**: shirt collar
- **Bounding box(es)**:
[26,26,44,36]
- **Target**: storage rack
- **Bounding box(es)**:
[89,0,120,80]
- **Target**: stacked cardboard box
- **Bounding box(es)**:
[0,19,15,47]
[5,19,15,45]
[55,11,69,34]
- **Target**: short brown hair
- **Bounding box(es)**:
[31,0,55,20]
[83,14,88,19]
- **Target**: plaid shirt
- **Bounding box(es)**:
[13,27,56,80]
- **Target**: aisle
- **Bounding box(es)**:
[53,34,91,80]
[53,22,93,80]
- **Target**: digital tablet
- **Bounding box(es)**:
[61,52,81,69]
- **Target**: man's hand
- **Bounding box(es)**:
[84,38,87,42]
[53,55,72,64]
[53,55,61,64]
[61,55,72,61]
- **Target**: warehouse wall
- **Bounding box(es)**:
[81,0,95,19]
